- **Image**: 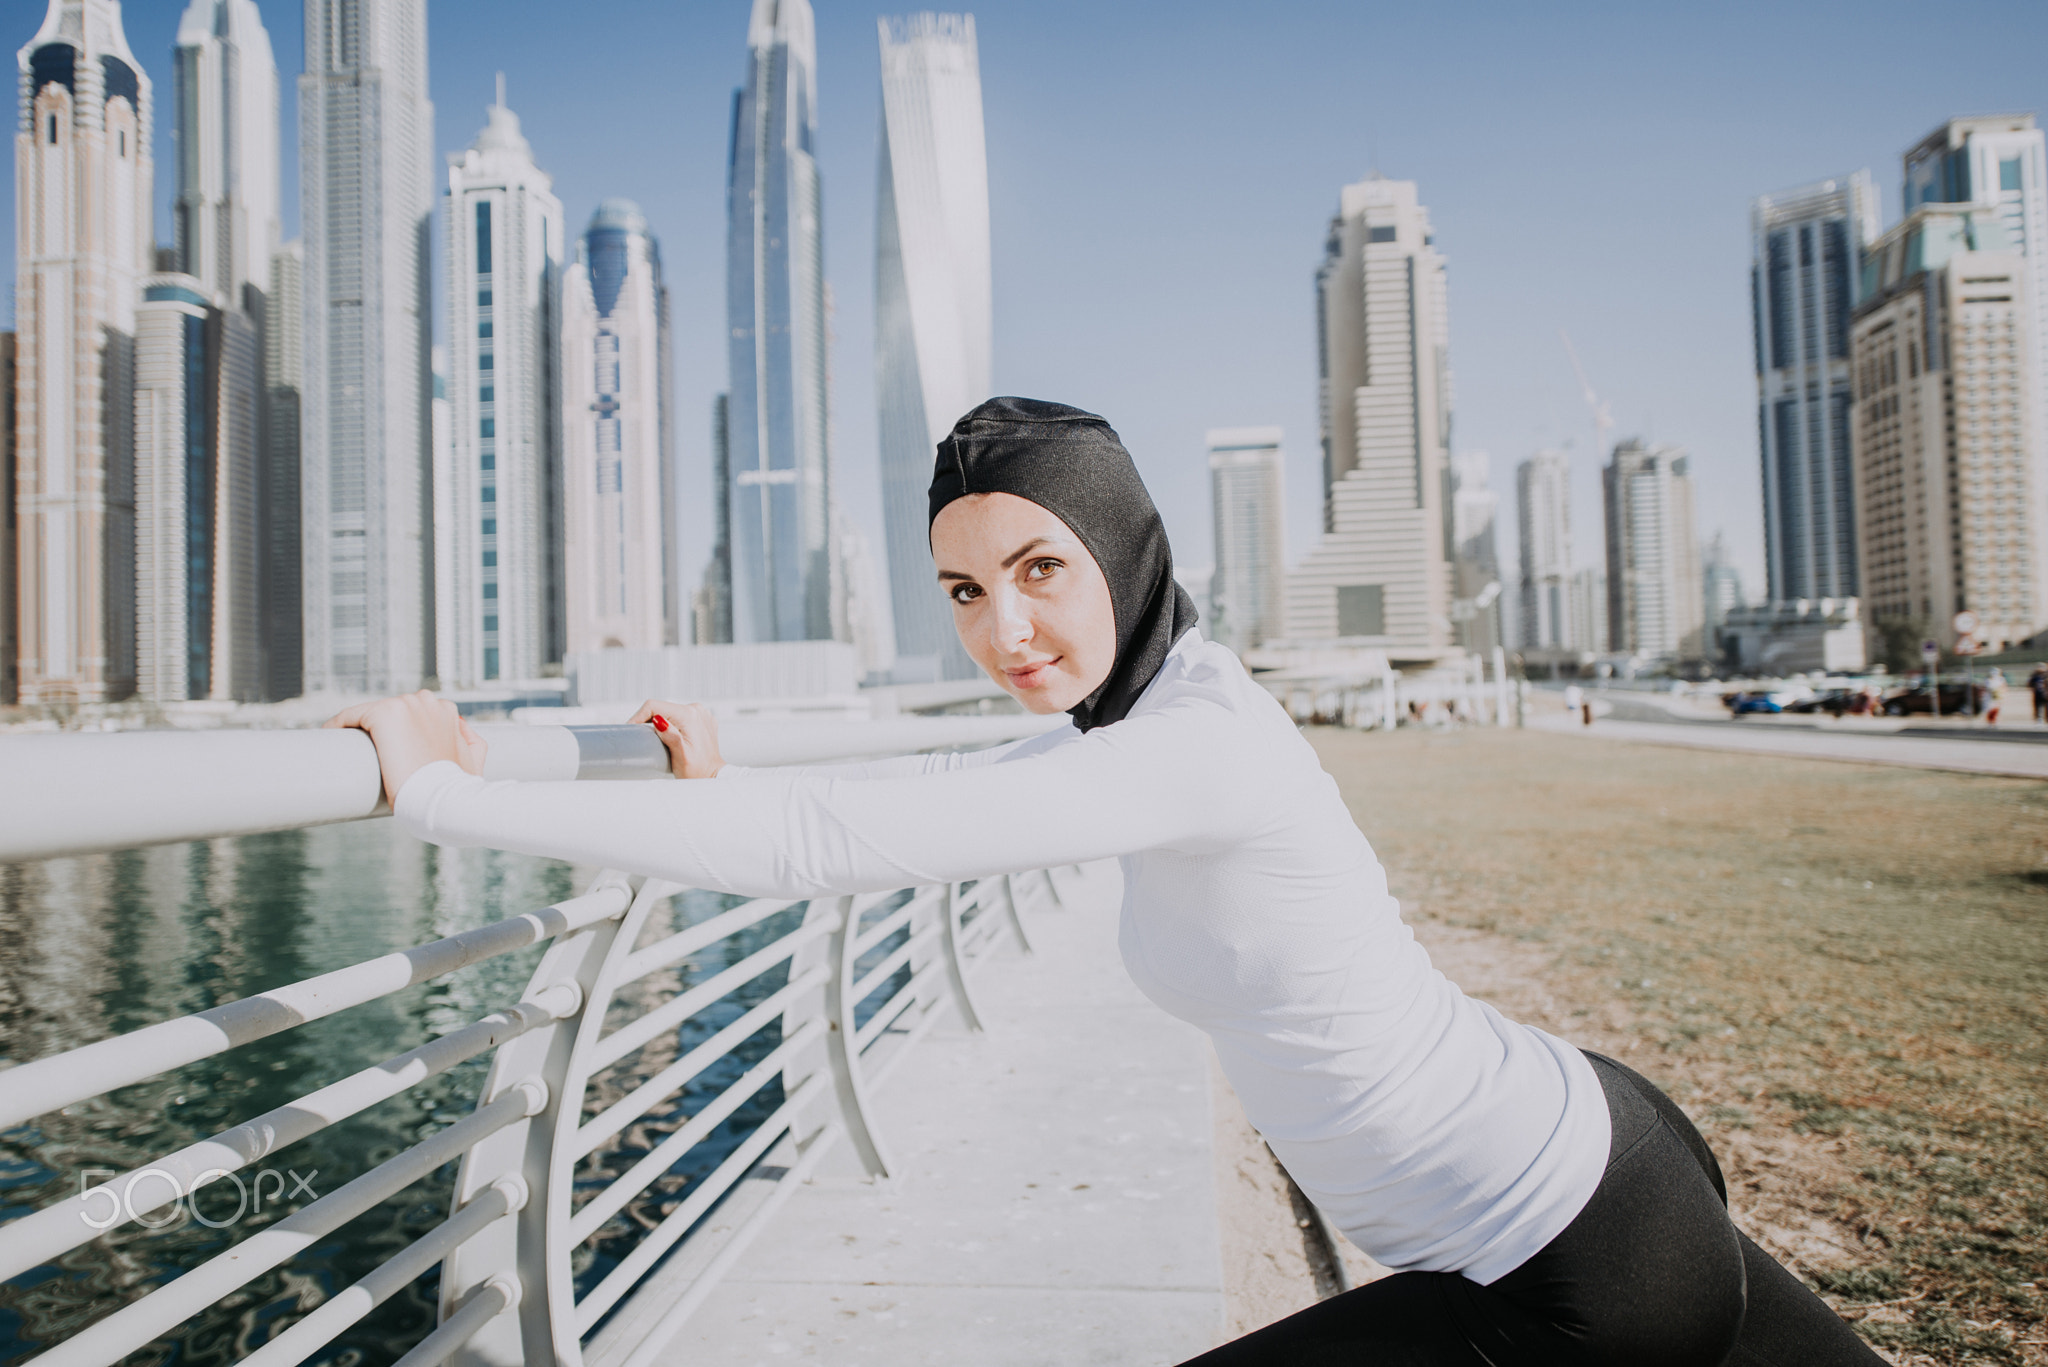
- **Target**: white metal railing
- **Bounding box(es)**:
[0,720,1068,1367]
[0,713,1063,862]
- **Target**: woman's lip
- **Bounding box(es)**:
[1005,658,1062,686]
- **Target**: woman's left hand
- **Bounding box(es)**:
[326,690,489,805]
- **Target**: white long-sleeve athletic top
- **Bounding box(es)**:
[395,631,1610,1283]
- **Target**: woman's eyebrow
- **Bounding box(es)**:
[935,536,1061,582]
[998,537,1056,569]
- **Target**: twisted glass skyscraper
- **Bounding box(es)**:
[724,0,833,643]
[875,12,990,680]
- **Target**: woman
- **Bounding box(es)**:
[335,398,1883,1365]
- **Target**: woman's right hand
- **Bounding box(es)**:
[629,700,725,779]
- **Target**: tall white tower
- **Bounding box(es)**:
[437,89,563,687]
[874,12,991,680]
[562,200,673,654]
[1516,450,1572,649]
[1288,176,1454,657]
[14,0,153,703]
[1603,439,1703,660]
[300,0,434,695]
[172,0,277,308]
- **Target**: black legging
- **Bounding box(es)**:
[1183,1053,1886,1366]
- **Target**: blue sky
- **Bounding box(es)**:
[13,0,2048,608]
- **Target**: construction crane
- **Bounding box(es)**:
[1559,330,1613,458]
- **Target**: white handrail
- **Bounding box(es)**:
[0,712,1064,863]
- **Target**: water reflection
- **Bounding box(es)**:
[0,820,574,1367]
[0,822,932,1367]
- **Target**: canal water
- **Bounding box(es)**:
[0,817,843,1367]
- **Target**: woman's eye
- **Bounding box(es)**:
[950,583,981,605]
[1027,559,1061,580]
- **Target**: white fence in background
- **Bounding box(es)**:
[1264,669,1526,731]
[0,721,1066,1367]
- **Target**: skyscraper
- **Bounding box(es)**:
[1515,450,1572,650]
[173,0,277,308]
[438,89,563,687]
[263,240,302,699]
[300,0,434,695]
[1603,438,1703,660]
[133,273,260,702]
[1904,116,2048,506]
[1751,173,1878,602]
[726,0,834,644]
[1852,203,2042,653]
[1287,177,1454,657]
[1450,449,1501,652]
[15,0,151,704]
[874,12,990,680]
[1207,427,1285,654]
[1,334,15,702]
[170,0,278,703]
[561,199,673,654]
[1702,531,1744,657]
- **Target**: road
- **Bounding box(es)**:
[1532,700,2048,780]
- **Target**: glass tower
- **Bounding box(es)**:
[725,0,834,643]
[1751,173,1878,602]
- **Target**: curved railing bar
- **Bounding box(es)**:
[570,965,829,1163]
[0,881,630,1132]
[0,982,580,1283]
[938,883,988,1034]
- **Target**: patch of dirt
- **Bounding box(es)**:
[1312,725,2048,1366]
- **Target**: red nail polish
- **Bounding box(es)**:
[652,714,669,732]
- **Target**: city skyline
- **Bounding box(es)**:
[7,2,2038,646]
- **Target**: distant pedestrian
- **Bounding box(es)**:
[1563,683,1584,726]
[1986,667,2006,726]
[2030,664,2048,723]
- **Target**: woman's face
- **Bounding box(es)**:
[930,492,1117,715]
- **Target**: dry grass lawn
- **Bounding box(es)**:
[1310,726,2048,1366]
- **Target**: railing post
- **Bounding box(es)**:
[999,874,1034,955]
[781,897,845,1165]
[938,882,987,1034]
[439,869,638,1367]
[823,895,893,1179]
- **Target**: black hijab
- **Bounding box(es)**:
[928,397,1199,732]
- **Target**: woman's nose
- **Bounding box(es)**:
[988,593,1032,653]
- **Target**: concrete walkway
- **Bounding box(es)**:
[664,863,1227,1366]
[1533,709,2048,780]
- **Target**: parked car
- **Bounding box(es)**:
[1883,682,1990,716]
[1724,690,1803,715]
[1782,690,1854,716]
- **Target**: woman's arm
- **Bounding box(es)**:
[394,700,1258,899]
[717,725,1075,782]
